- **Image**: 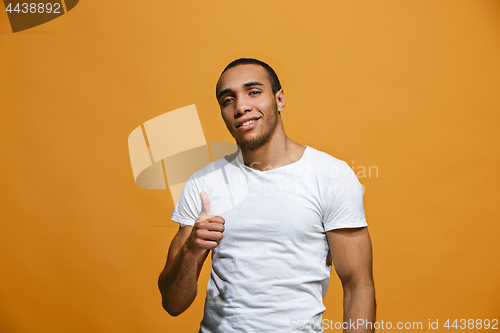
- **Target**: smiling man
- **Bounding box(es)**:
[158,58,376,332]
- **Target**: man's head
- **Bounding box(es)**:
[215,58,285,152]
[216,58,282,97]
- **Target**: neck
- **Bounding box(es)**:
[239,122,304,172]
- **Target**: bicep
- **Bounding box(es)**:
[165,224,209,277]
[166,224,192,265]
[326,227,374,286]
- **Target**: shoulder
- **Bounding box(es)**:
[187,148,240,184]
[306,146,344,164]
[180,148,241,217]
[304,146,350,174]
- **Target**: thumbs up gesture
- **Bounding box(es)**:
[186,191,225,257]
[199,190,212,216]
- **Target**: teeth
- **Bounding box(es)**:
[241,119,256,126]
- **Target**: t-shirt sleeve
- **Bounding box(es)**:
[322,161,367,231]
[171,174,203,227]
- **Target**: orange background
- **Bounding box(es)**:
[1,1,499,332]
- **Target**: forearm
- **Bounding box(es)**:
[158,245,200,316]
[158,193,223,316]
[343,281,376,333]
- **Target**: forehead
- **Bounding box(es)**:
[216,64,270,94]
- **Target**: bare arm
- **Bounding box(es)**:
[327,227,376,332]
[158,192,224,316]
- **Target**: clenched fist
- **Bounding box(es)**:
[185,191,225,257]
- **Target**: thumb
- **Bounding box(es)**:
[200,191,211,215]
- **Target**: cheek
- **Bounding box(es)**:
[221,112,230,124]
[222,116,235,130]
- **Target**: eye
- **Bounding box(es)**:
[222,97,234,106]
[249,90,261,96]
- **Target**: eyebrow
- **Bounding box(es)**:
[217,81,265,101]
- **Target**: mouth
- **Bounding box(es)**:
[236,117,261,131]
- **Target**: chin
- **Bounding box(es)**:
[236,134,270,151]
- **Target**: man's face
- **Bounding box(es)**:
[216,64,282,151]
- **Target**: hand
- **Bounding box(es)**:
[185,191,225,257]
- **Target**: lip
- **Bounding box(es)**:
[235,116,261,128]
[236,117,260,132]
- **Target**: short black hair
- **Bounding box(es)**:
[217,58,282,96]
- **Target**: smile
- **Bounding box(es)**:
[237,118,260,131]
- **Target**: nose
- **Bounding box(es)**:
[234,95,252,117]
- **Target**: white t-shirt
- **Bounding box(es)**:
[171,145,367,332]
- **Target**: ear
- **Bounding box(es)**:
[275,89,285,113]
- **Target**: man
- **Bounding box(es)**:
[158,58,375,332]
